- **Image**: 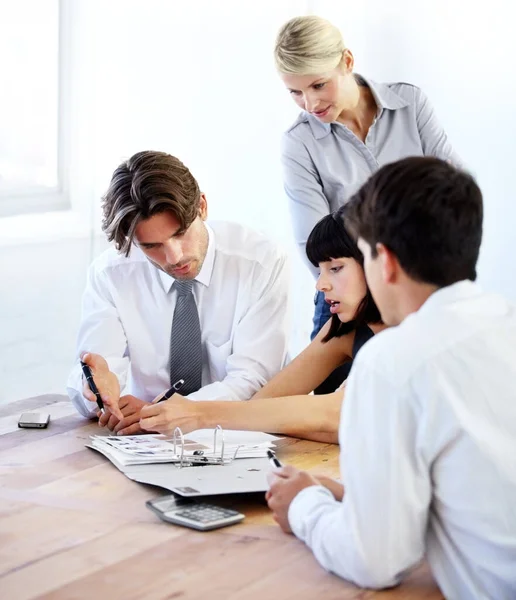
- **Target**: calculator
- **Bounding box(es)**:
[146,494,245,531]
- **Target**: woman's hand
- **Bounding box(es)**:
[139,393,203,435]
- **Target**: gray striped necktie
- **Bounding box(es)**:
[168,280,202,395]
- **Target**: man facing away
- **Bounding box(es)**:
[67,150,290,432]
[267,157,516,599]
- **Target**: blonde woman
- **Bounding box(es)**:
[275,16,461,391]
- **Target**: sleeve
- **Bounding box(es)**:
[287,350,431,589]
[415,86,463,167]
[187,249,290,402]
[66,264,130,418]
[281,132,330,278]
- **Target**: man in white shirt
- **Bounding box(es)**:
[67,150,290,433]
[267,157,516,599]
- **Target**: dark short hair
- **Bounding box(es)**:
[306,206,382,343]
[343,157,483,286]
[102,150,201,256]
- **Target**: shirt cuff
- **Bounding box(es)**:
[66,385,99,418]
[288,484,336,541]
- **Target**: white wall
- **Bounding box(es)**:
[65,0,316,352]
[74,0,516,320]
[313,0,516,300]
[1,0,514,402]
[0,0,318,404]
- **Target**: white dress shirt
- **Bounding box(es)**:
[67,221,290,417]
[288,281,516,599]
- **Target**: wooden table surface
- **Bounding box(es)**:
[0,395,443,600]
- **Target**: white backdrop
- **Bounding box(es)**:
[1,0,514,402]
[68,0,515,346]
[65,0,316,352]
[313,0,516,299]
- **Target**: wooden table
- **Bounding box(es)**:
[0,395,443,599]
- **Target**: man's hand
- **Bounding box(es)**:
[81,352,123,419]
[97,394,147,435]
[266,465,320,533]
[313,474,344,501]
[139,393,202,435]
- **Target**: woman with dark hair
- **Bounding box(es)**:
[138,207,386,444]
[304,207,382,392]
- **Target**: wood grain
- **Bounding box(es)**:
[0,395,443,600]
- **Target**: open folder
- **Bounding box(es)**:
[86,427,280,497]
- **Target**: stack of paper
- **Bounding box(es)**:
[88,429,280,468]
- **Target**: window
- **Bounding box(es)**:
[0,0,67,216]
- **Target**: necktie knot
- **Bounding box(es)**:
[175,280,194,296]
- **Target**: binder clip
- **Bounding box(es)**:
[172,425,243,468]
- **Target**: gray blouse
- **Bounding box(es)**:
[281,74,462,277]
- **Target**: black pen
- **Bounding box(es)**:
[156,379,185,404]
[267,449,283,468]
[80,360,105,414]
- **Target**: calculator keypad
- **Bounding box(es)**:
[174,504,239,523]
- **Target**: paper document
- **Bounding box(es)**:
[86,428,281,497]
[88,430,281,467]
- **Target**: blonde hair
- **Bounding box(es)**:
[274,15,345,75]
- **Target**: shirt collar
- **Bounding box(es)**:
[157,223,215,293]
[307,73,410,140]
[417,280,482,316]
